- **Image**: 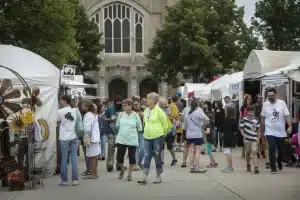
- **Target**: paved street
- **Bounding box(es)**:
[1,148,300,200]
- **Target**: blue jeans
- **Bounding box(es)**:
[135,134,145,165]
[143,136,163,175]
[100,135,107,157]
[60,138,79,182]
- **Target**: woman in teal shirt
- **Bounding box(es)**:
[116,98,143,181]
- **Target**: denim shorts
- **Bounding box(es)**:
[187,138,204,145]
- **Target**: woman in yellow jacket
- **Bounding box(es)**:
[137,92,168,185]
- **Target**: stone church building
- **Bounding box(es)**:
[80,0,180,100]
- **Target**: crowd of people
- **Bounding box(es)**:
[56,87,300,186]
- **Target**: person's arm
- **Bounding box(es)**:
[239,118,245,138]
[283,102,292,134]
[57,110,60,122]
[116,112,121,129]
[136,113,143,132]
[260,104,266,136]
[83,115,93,135]
[197,111,209,124]
[256,120,261,141]
[158,109,169,135]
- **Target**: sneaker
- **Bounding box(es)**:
[107,165,113,172]
[265,162,270,169]
[127,175,132,181]
[192,168,206,173]
[181,163,187,168]
[286,160,294,167]
[247,164,251,172]
[170,159,178,166]
[271,169,277,174]
[254,167,259,174]
[212,149,217,152]
[59,182,67,186]
[118,169,125,179]
[221,168,234,173]
[72,180,79,186]
[80,171,91,176]
[190,168,195,173]
[277,163,283,170]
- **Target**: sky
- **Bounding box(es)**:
[235,0,259,26]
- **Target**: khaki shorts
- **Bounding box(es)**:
[244,141,258,152]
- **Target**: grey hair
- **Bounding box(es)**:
[158,97,168,108]
[147,92,159,104]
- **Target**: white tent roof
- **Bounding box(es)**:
[211,72,243,93]
[0,45,60,88]
[194,76,228,100]
[183,83,206,98]
[243,50,300,79]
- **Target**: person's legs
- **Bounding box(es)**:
[266,135,277,173]
[127,146,137,181]
[214,127,219,148]
[262,136,270,168]
[138,139,153,184]
[219,132,223,151]
[70,138,79,183]
[153,137,163,183]
[181,131,189,167]
[222,148,233,172]
[244,142,252,171]
[116,144,127,179]
[166,134,177,165]
[80,139,91,174]
[60,140,70,184]
[251,141,259,173]
[189,143,195,170]
[206,143,216,166]
[194,145,201,169]
[276,137,285,170]
[136,134,145,166]
[106,134,115,171]
[100,135,107,158]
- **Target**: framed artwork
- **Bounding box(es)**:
[293,81,300,95]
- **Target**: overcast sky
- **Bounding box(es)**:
[235,0,259,26]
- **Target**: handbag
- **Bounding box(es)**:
[75,108,84,138]
[83,115,96,147]
[109,112,123,135]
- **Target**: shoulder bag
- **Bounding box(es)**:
[75,108,85,138]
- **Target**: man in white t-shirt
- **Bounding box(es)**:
[57,95,79,186]
[261,87,292,174]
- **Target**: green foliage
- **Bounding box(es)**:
[0,0,104,71]
[0,0,78,67]
[147,0,262,83]
[252,0,300,50]
[70,5,105,72]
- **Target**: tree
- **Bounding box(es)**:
[147,0,262,83]
[0,0,78,67]
[70,5,105,72]
[252,0,300,50]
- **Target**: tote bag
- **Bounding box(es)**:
[75,108,85,138]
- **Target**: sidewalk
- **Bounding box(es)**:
[1,148,299,200]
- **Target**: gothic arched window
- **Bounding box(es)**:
[104,3,131,53]
[135,12,143,53]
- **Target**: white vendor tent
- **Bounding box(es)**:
[211,72,243,101]
[243,50,300,80]
[0,45,60,175]
[194,75,227,100]
[183,83,206,98]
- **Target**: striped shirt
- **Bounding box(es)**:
[239,117,260,142]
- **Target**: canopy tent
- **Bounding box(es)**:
[243,50,300,80]
[0,45,59,175]
[183,83,206,98]
[194,75,228,100]
[211,72,243,100]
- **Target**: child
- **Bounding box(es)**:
[221,105,236,173]
[239,105,260,174]
[205,115,218,168]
